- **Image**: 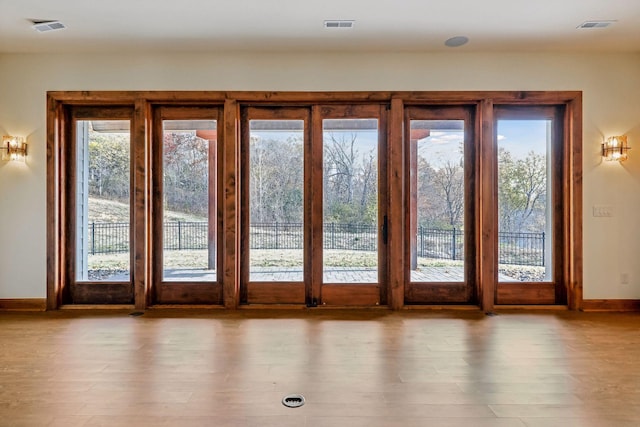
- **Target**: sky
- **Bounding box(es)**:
[250,118,551,170]
[420,119,550,168]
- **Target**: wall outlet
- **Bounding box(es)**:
[620,273,630,285]
[593,205,614,217]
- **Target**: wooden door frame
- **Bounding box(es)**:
[60,106,136,305]
[46,91,582,312]
[150,105,224,305]
[239,106,311,305]
[312,104,389,307]
[492,105,568,306]
[403,105,478,305]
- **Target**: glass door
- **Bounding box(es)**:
[240,108,310,304]
[494,106,565,305]
[240,105,387,307]
[67,107,135,304]
[315,105,387,306]
[152,106,223,304]
[404,106,476,304]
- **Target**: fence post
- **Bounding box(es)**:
[331,223,335,248]
[178,221,182,250]
[451,227,456,260]
[91,222,95,255]
[541,231,545,267]
[275,222,279,249]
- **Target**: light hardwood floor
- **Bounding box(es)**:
[1,309,639,426]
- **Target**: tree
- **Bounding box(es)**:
[88,131,130,201]
[498,148,547,232]
[249,135,304,223]
[431,159,464,228]
[415,155,464,230]
[415,157,438,227]
[163,132,210,217]
[323,132,377,224]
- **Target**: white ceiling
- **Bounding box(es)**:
[1,0,639,54]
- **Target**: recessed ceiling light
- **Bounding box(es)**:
[324,20,355,29]
[31,20,66,33]
[577,20,616,29]
[445,36,469,48]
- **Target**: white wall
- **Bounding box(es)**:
[1,51,639,300]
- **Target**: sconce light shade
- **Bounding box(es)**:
[602,135,630,162]
[1,135,28,162]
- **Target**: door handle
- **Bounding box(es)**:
[382,215,388,245]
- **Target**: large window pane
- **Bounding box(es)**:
[162,120,217,281]
[249,120,304,282]
[409,120,465,283]
[322,119,378,283]
[497,120,552,282]
[76,120,130,281]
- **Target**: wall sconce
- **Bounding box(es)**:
[602,135,630,162]
[1,135,28,162]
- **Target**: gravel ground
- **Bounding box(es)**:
[498,264,546,282]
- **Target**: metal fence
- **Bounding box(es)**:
[249,222,378,252]
[86,221,545,266]
[87,222,130,255]
[498,231,545,266]
[85,221,210,255]
[164,221,209,250]
[250,222,303,250]
[416,227,464,261]
[322,222,378,251]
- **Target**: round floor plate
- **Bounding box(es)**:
[282,394,305,408]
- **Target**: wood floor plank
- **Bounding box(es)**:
[520,419,640,427]
[307,418,527,427]
[0,310,639,425]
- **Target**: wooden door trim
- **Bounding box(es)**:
[496,282,556,305]
[46,91,582,311]
[63,106,136,305]
[156,283,223,305]
[405,283,470,304]
[321,284,380,306]
[70,282,133,304]
[246,283,305,304]
[150,105,223,305]
[240,107,311,305]
[222,99,240,309]
[403,105,478,305]
[493,105,568,306]
[478,99,496,313]
[387,98,405,310]
[315,104,389,306]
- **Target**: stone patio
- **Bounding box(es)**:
[157,266,516,282]
[92,266,518,282]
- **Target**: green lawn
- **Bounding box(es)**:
[89,197,205,223]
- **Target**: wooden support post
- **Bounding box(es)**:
[222,100,240,309]
[388,98,405,310]
[478,99,495,314]
[133,99,149,310]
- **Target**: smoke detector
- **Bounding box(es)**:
[32,20,66,33]
[577,20,616,29]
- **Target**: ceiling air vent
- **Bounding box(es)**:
[324,20,355,29]
[577,20,616,29]
[32,20,66,33]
